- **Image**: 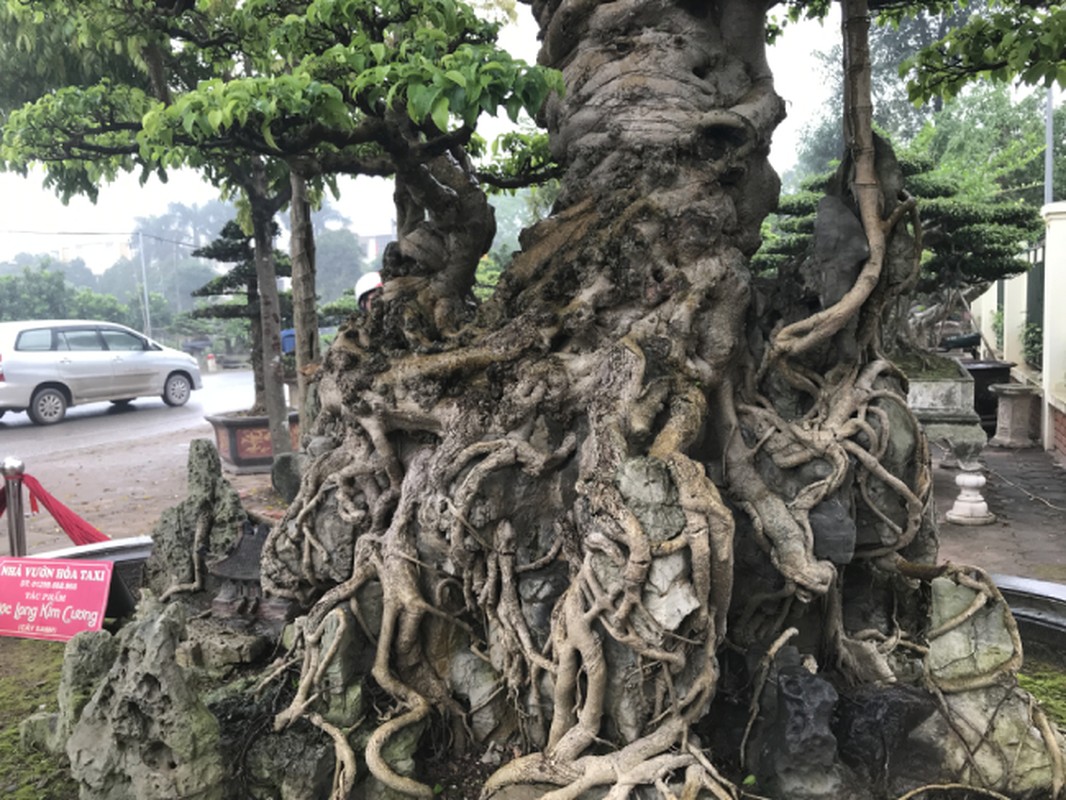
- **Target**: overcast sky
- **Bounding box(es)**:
[0,10,838,273]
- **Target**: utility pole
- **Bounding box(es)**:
[138,231,152,338]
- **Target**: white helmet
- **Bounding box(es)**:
[355,271,383,308]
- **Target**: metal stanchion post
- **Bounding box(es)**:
[2,456,27,557]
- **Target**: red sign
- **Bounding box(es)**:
[0,558,113,641]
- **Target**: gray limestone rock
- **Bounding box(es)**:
[615,457,686,542]
[20,630,119,755]
[244,727,333,800]
[810,495,856,564]
[318,607,367,728]
[66,598,225,800]
[811,195,869,310]
[907,682,1066,798]
[450,649,508,741]
[143,439,247,598]
[642,551,700,632]
[755,664,857,800]
[271,451,306,503]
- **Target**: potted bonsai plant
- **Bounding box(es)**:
[192,220,297,473]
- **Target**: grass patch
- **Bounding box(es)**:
[1019,657,1066,729]
[0,637,78,799]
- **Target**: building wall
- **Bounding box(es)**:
[1042,201,1066,459]
[1053,406,1066,459]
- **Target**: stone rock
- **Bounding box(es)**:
[318,607,366,728]
[19,711,58,754]
[833,684,936,786]
[66,598,226,800]
[615,457,686,542]
[306,434,338,458]
[451,649,509,741]
[906,682,1066,798]
[57,631,121,745]
[602,634,648,744]
[244,726,333,800]
[175,621,269,677]
[809,495,856,564]
[895,576,1066,798]
[811,195,869,309]
[21,629,123,755]
[271,451,306,503]
[927,576,1015,684]
[144,439,247,598]
[362,718,427,800]
[642,551,700,632]
[755,663,858,800]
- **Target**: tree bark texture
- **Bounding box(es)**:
[248,157,292,457]
[290,168,320,431]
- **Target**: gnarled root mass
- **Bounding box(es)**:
[245,2,1063,799]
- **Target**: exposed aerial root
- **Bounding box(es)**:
[308,712,359,800]
[924,565,1023,694]
[235,4,1062,797]
[160,508,210,601]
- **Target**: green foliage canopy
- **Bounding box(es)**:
[1,0,561,205]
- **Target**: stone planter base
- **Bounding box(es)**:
[988,383,1040,448]
[206,412,299,474]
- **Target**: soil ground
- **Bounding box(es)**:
[6,427,278,555]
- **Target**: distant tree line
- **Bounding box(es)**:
[0,198,379,349]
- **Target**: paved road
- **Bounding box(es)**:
[0,370,257,555]
[0,369,255,448]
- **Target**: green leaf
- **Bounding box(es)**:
[505,96,522,123]
[261,121,278,151]
[444,69,467,87]
[430,95,450,132]
[407,83,442,122]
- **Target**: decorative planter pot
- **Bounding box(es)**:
[906,359,987,464]
[206,411,300,474]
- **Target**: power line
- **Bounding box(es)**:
[0,229,202,249]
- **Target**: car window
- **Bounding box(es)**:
[14,328,54,351]
[100,329,145,351]
[57,329,104,351]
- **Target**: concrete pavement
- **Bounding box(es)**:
[935,443,1066,584]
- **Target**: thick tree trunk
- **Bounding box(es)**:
[252,2,1063,798]
[248,157,292,458]
[289,168,319,431]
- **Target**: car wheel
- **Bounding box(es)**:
[162,373,192,407]
[28,387,67,425]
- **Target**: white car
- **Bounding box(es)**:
[0,320,203,425]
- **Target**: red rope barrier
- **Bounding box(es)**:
[0,474,110,546]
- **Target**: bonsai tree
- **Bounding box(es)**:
[191,220,292,414]
[5,1,1066,798]
[756,147,1044,353]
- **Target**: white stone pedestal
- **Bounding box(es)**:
[945,470,996,526]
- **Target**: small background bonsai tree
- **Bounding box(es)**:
[755,144,1043,360]
[191,220,292,414]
